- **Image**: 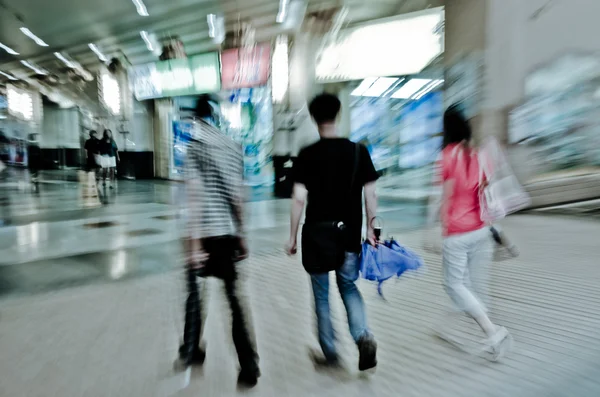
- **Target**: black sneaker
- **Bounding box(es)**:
[357,335,377,371]
[237,367,260,389]
[178,345,206,366]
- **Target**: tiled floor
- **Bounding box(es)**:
[0,175,599,396]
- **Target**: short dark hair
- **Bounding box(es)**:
[309,93,341,125]
[89,130,97,137]
[443,104,472,149]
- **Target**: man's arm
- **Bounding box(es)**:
[364,181,378,245]
[286,182,308,255]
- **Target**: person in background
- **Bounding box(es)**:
[176,95,260,388]
[437,104,512,360]
[84,130,100,177]
[100,129,119,188]
[285,93,379,372]
[27,133,42,186]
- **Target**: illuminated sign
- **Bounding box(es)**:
[316,8,444,81]
[221,43,271,90]
[129,52,221,100]
[7,86,33,121]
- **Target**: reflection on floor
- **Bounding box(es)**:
[2,173,598,396]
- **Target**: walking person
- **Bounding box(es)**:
[285,93,378,371]
[84,130,101,177]
[27,133,42,187]
[176,95,260,388]
[99,129,119,188]
[437,104,512,360]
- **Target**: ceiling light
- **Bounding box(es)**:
[362,77,398,97]
[0,71,18,81]
[277,0,290,23]
[207,14,225,44]
[88,43,108,62]
[20,27,49,47]
[350,77,377,96]
[132,0,149,16]
[0,42,19,55]
[140,31,155,52]
[20,60,48,75]
[207,14,217,37]
[391,79,431,99]
[54,52,76,68]
[413,79,444,100]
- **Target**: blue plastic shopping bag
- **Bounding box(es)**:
[360,239,423,297]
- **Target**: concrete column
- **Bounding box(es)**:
[153,99,173,179]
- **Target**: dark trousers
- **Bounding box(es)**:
[181,236,258,372]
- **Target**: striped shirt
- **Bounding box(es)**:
[184,120,245,239]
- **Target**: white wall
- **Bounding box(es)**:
[487,0,600,109]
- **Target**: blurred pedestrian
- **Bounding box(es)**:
[285,93,379,371]
[100,129,119,189]
[27,133,42,186]
[84,130,100,176]
[176,95,260,388]
[437,104,512,360]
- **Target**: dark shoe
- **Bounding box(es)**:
[357,334,377,371]
[178,345,206,366]
[237,367,260,389]
[309,348,341,369]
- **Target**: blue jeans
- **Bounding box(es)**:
[310,252,370,361]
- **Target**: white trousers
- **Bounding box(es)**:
[442,227,493,318]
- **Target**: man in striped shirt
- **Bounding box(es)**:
[177,96,260,388]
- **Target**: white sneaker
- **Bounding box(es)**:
[483,326,513,362]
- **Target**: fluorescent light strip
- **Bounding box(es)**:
[381,77,405,97]
[20,60,48,75]
[88,43,108,62]
[54,52,76,68]
[350,77,377,96]
[20,27,49,47]
[0,71,18,80]
[132,0,149,16]
[207,14,216,37]
[362,77,399,97]
[0,42,19,55]
[277,0,290,23]
[413,79,444,100]
[140,31,154,51]
[391,79,431,99]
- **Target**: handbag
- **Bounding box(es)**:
[478,138,530,222]
[301,143,360,274]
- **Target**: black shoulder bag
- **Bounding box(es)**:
[301,143,360,274]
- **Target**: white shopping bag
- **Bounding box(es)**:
[478,137,531,222]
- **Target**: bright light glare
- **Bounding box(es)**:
[391,79,431,99]
[207,14,216,37]
[362,77,398,97]
[0,71,18,81]
[132,0,149,16]
[0,42,19,55]
[88,43,108,62]
[20,27,49,47]
[20,60,48,75]
[7,86,33,121]
[316,10,444,80]
[101,73,121,115]
[413,79,444,100]
[350,77,377,96]
[54,52,76,68]
[140,31,154,51]
[277,0,290,23]
[272,35,289,103]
